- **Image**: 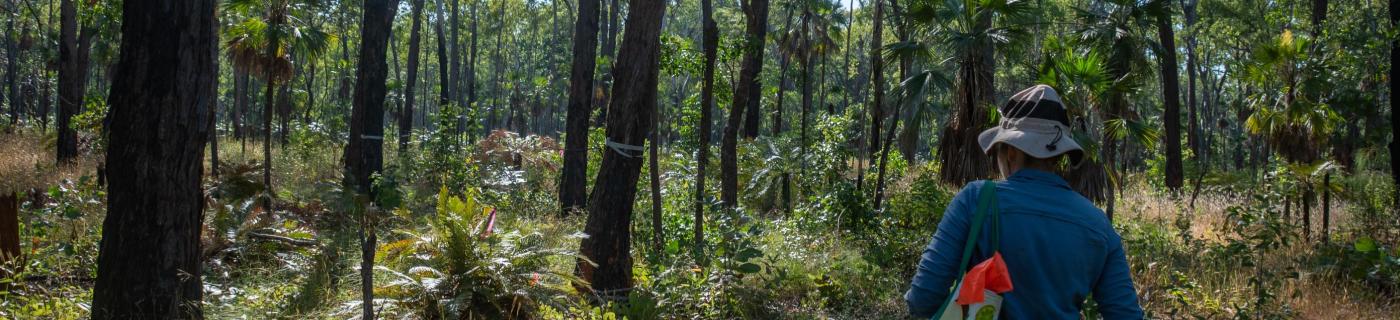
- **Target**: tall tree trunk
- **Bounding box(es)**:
[1158,7,1184,191]
[1388,0,1400,206]
[696,0,717,254]
[4,17,17,128]
[90,0,218,317]
[277,84,291,145]
[345,1,397,319]
[649,100,662,254]
[561,0,600,215]
[0,192,17,281]
[874,93,903,209]
[865,0,885,188]
[467,0,479,134]
[1312,0,1328,36]
[234,69,247,140]
[58,0,93,163]
[1323,172,1331,241]
[1184,0,1199,159]
[593,0,620,126]
[435,0,452,112]
[261,40,277,212]
[401,0,426,152]
[449,0,463,135]
[576,0,666,299]
[210,102,220,177]
[721,0,769,207]
[772,7,794,138]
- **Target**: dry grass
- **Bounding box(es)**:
[0,133,99,194]
[1117,181,1399,319]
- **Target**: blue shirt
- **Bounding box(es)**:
[905,169,1143,319]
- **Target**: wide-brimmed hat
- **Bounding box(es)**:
[977,84,1084,166]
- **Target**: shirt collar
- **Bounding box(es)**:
[1007,168,1071,189]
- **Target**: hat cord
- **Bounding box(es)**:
[1046,126,1062,152]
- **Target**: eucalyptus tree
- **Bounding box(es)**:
[577,0,667,298]
[399,0,426,153]
[1388,0,1398,205]
[343,0,398,318]
[1156,0,1184,191]
[695,0,718,248]
[562,0,601,215]
[225,0,333,209]
[722,0,770,207]
[56,0,96,163]
[90,0,218,317]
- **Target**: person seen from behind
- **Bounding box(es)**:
[904,84,1144,319]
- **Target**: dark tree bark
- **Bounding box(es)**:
[874,93,903,210]
[862,0,887,191]
[593,0,620,126]
[234,69,248,140]
[695,0,717,251]
[450,0,466,134]
[1388,0,1400,208]
[0,192,18,278]
[467,0,479,131]
[401,0,425,152]
[4,17,17,128]
[1184,0,1199,159]
[343,1,397,319]
[1158,6,1184,191]
[58,0,94,163]
[576,0,666,298]
[435,0,452,110]
[562,0,600,215]
[1312,0,1328,36]
[721,0,769,207]
[90,0,218,317]
[649,101,662,254]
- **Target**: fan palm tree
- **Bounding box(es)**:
[223,0,333,210]
[1050,0,1165,218]
[902,0,1033,185]
[1243,30,1338,165]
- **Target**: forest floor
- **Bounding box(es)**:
[1,132,1398,319]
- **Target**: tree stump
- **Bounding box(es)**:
[0,192,19,281]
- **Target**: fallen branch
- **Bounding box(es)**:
[248,232,319,247]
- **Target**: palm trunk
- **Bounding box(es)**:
[91,0,217,316]
[937,11,994,185]
[562,0,601,214]
[577,0,667,299]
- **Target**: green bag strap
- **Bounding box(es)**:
[932,180,999,318]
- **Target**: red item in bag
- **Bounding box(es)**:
[955,252,1014,305]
